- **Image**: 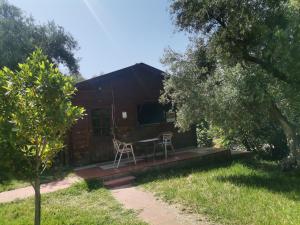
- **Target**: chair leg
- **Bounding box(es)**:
[117,152,123,168]
[113,152,119,165]
[164,144,168,159]
[132,152,136,165]
[131,146,136,165]
[127,152,130,159]
[171,143,175,153]
[153,143,156,160]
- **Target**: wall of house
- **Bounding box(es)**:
[69,64,197,165]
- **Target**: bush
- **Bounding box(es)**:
[196,121,213,147]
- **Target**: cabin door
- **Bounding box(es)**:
[89,108,114,162]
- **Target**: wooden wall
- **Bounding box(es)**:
[69,64,197,165]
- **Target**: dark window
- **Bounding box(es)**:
[137,102,166,125]
[91,109,111,136]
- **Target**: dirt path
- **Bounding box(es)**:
[0,176,81,203]
[111,185,217,225]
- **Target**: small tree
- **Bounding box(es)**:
[0,49,84,225]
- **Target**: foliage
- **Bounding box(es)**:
[196,120,213,147]
[140,159,300,225]
[0,49,84,225]
[0,0,79,73]
[291,0,300,8]
[170,0,300,86]
[0,49,84,180]
[0,180,147,225]
[161,44,283,156]
[71,73,85,83]
[162,0,300,164]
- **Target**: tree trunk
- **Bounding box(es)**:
[270,102,300,167]
[34,176,41,225]
[34,143,42,225]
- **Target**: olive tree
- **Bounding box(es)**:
[0,49,84,225]
[0,0,79,73]
[162,0,300,168]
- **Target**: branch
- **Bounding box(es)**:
[39,137,47,157]
[40,146,63,175]
[29,179,34,188]
[240,50,300,87]
[215,17,226,28]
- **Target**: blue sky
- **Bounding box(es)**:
[9,0,189,79]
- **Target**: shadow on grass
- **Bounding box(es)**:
[136,157,300,201]
[136,159,233,185]
[0,166,75,192]
[83,179,104,192]
[217,174,300,200]
[216,160,300,201]
[40,166,74,182]
[239,159,281,173]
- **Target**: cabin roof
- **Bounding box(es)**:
[76,63,164,87]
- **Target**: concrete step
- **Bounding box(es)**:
[103,176,136,188]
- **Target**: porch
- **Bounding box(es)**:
[74,147,233,181]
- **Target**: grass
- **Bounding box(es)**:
[0,179,147,225]
[0,178,29,193]
[138,158,300,225]
[0,167,74,192]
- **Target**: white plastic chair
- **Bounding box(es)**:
[113,139,136,168]
[157,132,175,159]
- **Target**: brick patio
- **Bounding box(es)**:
[0,148,240,203]
[74,148,232,181]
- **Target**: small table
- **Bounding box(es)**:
[137,138,160,160]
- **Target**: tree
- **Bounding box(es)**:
[0,49,84,225]
[162,0,300,168]
[291,0,300,8]
[0,0,79,73]
[162,46,288,154]
[71,73,85,83]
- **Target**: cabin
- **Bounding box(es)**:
[68,63,197,165]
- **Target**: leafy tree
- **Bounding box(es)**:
[0,0,79,73]
[162,0,300,168]
[0,49,84,225]
[71,73,85,83]
[291,0,300,8]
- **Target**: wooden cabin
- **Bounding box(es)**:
[69,63,197,165]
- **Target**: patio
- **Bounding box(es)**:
[74,147,232,181]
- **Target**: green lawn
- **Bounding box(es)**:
[138,159,300,225]
[0,167,74,192]
[0,178,29,193]
[0,179,147,225]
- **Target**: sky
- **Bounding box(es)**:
[9,0,189,79]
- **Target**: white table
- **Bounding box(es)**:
[138,138,159,143]
[137,137,160,160]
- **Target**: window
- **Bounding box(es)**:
[137,102,166,125]
[91,109,111,136]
